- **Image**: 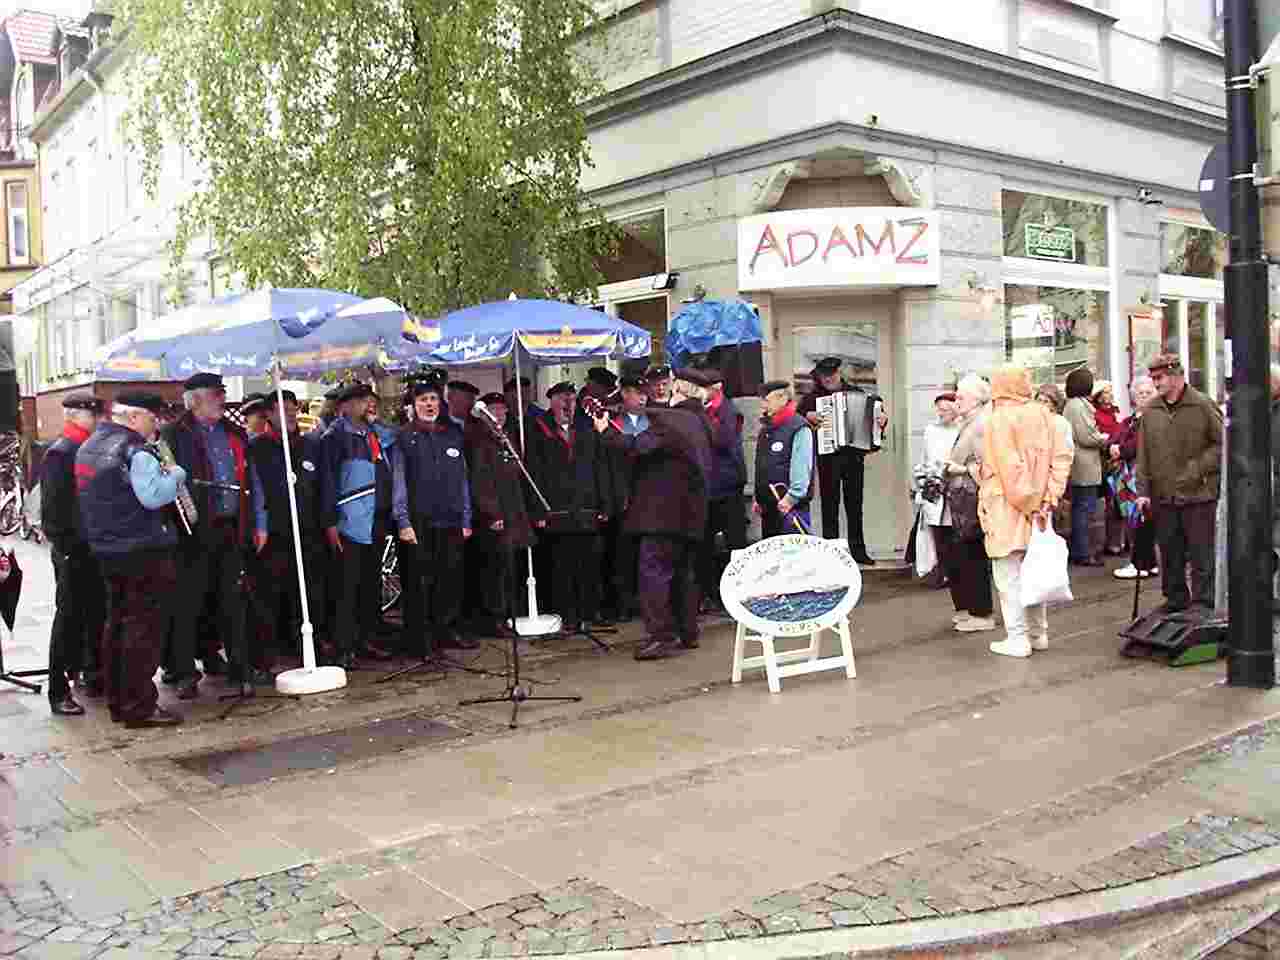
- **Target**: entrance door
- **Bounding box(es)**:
[779,295,905,560]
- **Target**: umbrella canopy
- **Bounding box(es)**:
[97,288,410,380]
[393,297,651,367]
[664,298,762,366]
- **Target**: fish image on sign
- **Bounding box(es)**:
[720,535,862,638]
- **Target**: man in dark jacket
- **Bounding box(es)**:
[76,393,185,727]
[41,394,105,716]
[162,372,258,698]
[527,381,611,633]
[797,356,887,564]
[592,369,712,660]
[1136,352,1223,613]
[393,379,475,652]
[248,390,327,666]
[697,369,747,609]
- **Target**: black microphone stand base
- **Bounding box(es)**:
[217,684,299,720]
[560,624,616,653]
[0,669,43,693]
[459,684,582,730]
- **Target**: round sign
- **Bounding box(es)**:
[719,534,863,637]
[1198,142,1230,235]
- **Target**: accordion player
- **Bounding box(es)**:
[815,389,885,456]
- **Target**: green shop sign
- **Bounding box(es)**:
[1024,223,1077,262]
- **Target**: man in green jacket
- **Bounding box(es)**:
[1135,353,1222,613]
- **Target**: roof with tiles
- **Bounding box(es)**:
[4,10,66,66]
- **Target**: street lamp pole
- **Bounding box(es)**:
[1223,0,1274,688]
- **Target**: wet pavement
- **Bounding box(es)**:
[5,535,1280,957]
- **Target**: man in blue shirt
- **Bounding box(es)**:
[75,392,186,728]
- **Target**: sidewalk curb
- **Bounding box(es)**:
[568,847,1280,959]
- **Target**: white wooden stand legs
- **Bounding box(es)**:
[730,620,856,693]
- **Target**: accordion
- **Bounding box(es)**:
[815,390,884,455]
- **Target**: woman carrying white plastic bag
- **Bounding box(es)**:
[1020,522,1073,607]
[978,365,1074,658]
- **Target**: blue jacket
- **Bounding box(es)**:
[392,419,472,530]
[320,416,399,545]
[75,422,183,556]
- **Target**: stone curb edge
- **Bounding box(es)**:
[564,846,1280,959]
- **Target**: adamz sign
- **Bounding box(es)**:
[737,207,941,291]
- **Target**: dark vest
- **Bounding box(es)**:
[41,436,85,546]
[249,432,322,539]
[401,421,468,527]
[75,422,178,556]
[755,413,813,507]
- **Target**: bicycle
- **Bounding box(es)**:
[0,433,30,539]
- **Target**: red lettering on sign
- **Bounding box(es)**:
[749,224,787,272]
[895,218,930,265]
[822,225,859,262]
[786,229,819,267]
[855,222,896,257]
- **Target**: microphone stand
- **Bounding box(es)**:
[457,406,582,727]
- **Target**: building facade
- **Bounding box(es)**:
[579,0,1230,559]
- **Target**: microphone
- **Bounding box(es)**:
[472,400,501,425]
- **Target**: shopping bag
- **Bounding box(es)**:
[1020,521,1073,607]
[914,513,938,578]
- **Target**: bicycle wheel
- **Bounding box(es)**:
[380,535,401,613]
[0,498,20,536]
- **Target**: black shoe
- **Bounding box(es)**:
[338,651,359,670]
[50,694,85,716]
[228,666,275,686]
[593,616,616,629]
[200,655,228,677]
[77,673,104,697]
[160,669,181,686]
[360,641,395,661]
[680,635,701,650]
[634,637,679,661]
[124,707,183,728]
[853,554,876,566]
[176,677,200,700]
[1155,601,1189,615]
[441,631,481,650]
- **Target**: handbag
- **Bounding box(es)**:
[946,471,982,542]
[1020,521,1073,606]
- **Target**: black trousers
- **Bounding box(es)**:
[700,494,748,600]
[334,516,388,655]
[166,520,246,679]
[545,532,602,626]
[638,535,700,644]
[401,522,465,654]
[474,533,525,627]
[613,532,639,616]
[251,536,327,663]
[599,517,623,618]
[942,531,994,617]
[1131,513,1157,572]
[100,549,177,722]
[1154,501,1215,609]
[47,543,104,702]
[817,449,867,555]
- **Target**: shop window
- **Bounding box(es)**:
[1160,223,1225,280]
[6,181,28,266]
[1005,284,1109,386]
[593,210,665,285]
[1002,191,1108,267]
[617,296,669,363]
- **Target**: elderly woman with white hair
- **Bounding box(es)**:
[940,373,996,633]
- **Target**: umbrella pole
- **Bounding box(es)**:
[273,365,347,695]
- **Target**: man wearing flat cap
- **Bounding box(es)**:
[320,380,400,667]
[645,364,673,405]
[797,357,887,564]
[503,375,545,427]
[248,389,328,666]
[1135,352,1223,613]
[754,380,815,537]
[161,372,258,698]
[447,380,480,430]
[240,393,271,437]
[75,392,186,727]
[393,378,476,652]
[41,395,106,716]
[527,380,613,633]
[696,368,748,610]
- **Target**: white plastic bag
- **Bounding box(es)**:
[914,512,937,578]
[1020,521,1073,607]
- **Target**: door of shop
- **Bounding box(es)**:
[777,294,905,561]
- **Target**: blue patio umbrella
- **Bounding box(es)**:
[664,298,763,365]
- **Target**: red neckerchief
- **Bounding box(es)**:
[770,400,798,428]
[706,391,723,427]
[63,422,91,444]
[413,418,445,434]
[536,416,575,458]
[366,428,382,461]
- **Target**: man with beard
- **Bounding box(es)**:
[589,369,712,660]
[320,381,398,667]
[41,394,106,715]
[527,381,612,634]
[467,392,536,633]
[248,390,327,667]
[76,393,185,727]
[393,378,476,652]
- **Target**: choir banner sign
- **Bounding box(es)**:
[737,208,941,291]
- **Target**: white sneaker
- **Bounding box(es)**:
[1113,564,1139,580]
[952,612,967,624]
[1141,567,1159,578]
[956,616,998,632]
[1031,635,1049,651]
[990,638,1032,658]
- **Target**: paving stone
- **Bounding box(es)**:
[44,928,88,944]
[862,902,903,925]
[217,942,263,958]
[0,935,35,955]
[472,908,513,925]
[502,899,540,914]
[794,912,834,931]
[508,911,550,930]
[896,900,938,920]
[762,916,799,935]
[375,949,413,960]
[830,910,871,927]
[15,924,58,939]
[258,946,303,960]
[606,930,648,950]
[314,926,352,943]
[828,891,870,910]
[482,942,514,959]
[539,898,589,918]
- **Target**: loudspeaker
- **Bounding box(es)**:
[1120,609,1226,667]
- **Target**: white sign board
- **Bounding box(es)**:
[720,535,863,637]
[737,208,941,291]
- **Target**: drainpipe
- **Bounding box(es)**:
[1223,0,1274,688]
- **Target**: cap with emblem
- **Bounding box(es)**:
[586,367,617,389]
[546,381,576,399]
[447,380,480,396]
[478,392,505,406]
[338,381,375,403]
[619,374,646,390]
[759,380,790,398]
[62,394,103,413]
[1147,352,1183,375]
[813,357,842,376]
[674,367,713,388]
[115,392,170,415]
[240,392,268,415]
[257,389,300,407]
[183,372,226,391]
[645,364,672,382]
[410,379,443,399]
[503,375,532,391]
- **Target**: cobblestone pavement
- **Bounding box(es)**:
[5,718,1280,959]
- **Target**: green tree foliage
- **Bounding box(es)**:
[117,0,617,314]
